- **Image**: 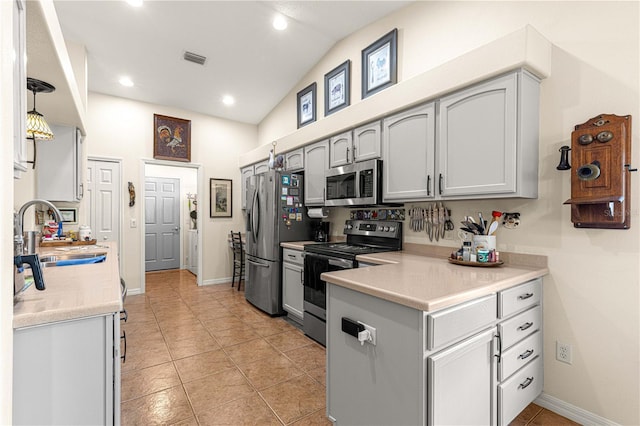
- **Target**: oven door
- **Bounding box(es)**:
[303,252,354,320]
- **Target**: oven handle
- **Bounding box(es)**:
[304,252,354,269]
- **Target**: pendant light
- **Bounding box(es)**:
[26,77,56,168]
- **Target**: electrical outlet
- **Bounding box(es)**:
[556,341,572,364]
[357,321,377,345]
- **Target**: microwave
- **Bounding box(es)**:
[325,159,382,206]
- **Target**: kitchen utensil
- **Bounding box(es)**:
[478,212,485,234]
[427,205,433,241]
[439,203,446,239]
[487,221,499,236]
[444,209,454,232]
[433,204,440,241]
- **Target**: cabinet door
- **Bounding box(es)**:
[285,148,304,171]
[241,166,254,209]
[282,261,304,321]
[12,0,27,178]
[329,130,353,168]
[427,327,497,426]
[304,140,329,205]
[438,73,517,197]
[36,124,81,202]
[353,121,381,162]
[254,160,269,175]
[383,103,436,201]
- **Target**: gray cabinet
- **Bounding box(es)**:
[12,0,27,178]
[284,148,304,172]
[329,130,353,168]
[254,160,269,175]
[437,70,540,199]
[241,165,254,210]
[36,124,84,201]
[282,248,304,323]
[13,313,121,425]
[304,140,329,205]
[353,120,382,163]
[382,103,436,202]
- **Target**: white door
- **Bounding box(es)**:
[145,177,180,271]
[87,160,121,246]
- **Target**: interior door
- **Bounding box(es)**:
[87,160,121,245]
[145,176,180,271]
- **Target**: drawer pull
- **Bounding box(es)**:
[518,349,534,360]
[518,376,534,390]
[288,254,297,259]
[518,293,534,300]
[120,329,127,363]
[517,322,533,331]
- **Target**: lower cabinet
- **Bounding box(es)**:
[13,313,121,425]
[282,248,304,323]
[327,278,543,426]
[186,229,197,275]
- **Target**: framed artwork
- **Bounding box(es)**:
[153,114,191,162]
[324,60,351,116]
[296,82,317,128]
[59,208,78,224]
[210,178,232,218]
[361,28,398,99]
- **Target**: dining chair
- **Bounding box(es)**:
[230,231,245,291]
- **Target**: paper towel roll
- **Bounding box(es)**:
[307,208,328,219]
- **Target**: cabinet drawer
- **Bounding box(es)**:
[283,248,304,266]
[499,331,542,381]
[499,305,541,349]
[498,356,543,426]
[498,278,541,319]
[426,294,497,350]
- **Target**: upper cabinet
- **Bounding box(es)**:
[284,148,304,172]
[437,70,539,199]
[36,124,83,202]
[254,160,269,175]
[329,121,381,168]
[240,165,254,210]
[304,140,329,206]
[13,0,27,178]
[382,103,436,202]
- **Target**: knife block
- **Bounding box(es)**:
[563,114,633,229]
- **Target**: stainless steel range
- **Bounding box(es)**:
[302,220,402,346]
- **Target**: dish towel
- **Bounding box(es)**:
[56,255,107,267]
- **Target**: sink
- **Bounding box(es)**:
[39,252,108,268]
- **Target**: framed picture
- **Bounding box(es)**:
[59,208,78,224]
[361,28,398,99]
[324,60,351,116]
[153,114,191,162]
[296,82,317,128]
[210,178,232,218]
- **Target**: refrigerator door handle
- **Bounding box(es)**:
[253,189,261,243]
[251,188,259,243]
[247,258,269,268]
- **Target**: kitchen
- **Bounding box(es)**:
[3,1,639,425]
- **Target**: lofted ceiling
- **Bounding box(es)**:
[51,0,412,125]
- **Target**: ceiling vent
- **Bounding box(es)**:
[183,51,207,66]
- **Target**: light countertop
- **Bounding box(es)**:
[322,247,548,313]
[13,241,122,329]
[280,241,316,250]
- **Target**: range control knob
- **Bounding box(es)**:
[383,226,390,232]
[389,226,396,232]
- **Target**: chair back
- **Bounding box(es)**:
[230,231,243,256]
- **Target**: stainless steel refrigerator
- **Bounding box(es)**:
[245,170,314,315]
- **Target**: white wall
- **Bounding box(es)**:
[258,1,639,424]
[86,93,257,292]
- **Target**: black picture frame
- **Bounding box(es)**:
[361,28,398,99]
[324,60,351,116]
[296,82,317,128]
[210,178,232,218]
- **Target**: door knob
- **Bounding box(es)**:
[103,236,108,240]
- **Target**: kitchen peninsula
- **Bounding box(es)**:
[13,242,122,425]
[323,248,548,425]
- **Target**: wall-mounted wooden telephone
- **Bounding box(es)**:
[563,114,634,229]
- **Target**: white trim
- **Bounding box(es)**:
[535,393,620,426]
[140,159,204,293]
[202,277,236,286]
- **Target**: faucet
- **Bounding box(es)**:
[14,199,63,255]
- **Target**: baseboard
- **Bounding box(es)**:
[535,393,620,426]
[128,288,142,296]
[201,277,241,286]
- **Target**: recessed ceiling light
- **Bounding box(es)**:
[222,95,235,106]
[126,0,143,7]
[119,76,134,87]
[272,15,287,31]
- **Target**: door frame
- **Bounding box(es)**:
[140,159,204,293]
[87,156,123,272]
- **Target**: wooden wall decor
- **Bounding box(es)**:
[563,114,634,229]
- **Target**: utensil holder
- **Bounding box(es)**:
[472,235,496,251]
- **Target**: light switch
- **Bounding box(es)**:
[130,218,137,228]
